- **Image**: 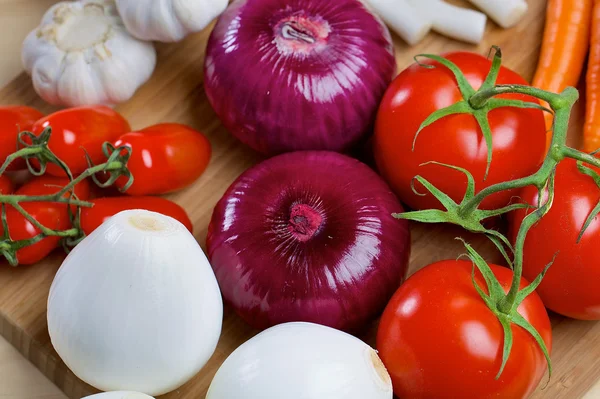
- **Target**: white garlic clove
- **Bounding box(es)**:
[22,0,156,107]
[48,210,223,396]
[116,0,228,42]
[82,392,155,399]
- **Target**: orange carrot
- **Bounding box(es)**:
[532,0,593,150]
[584,0,600,153]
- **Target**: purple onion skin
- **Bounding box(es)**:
[204,0,396,155]
[206,151,410,333]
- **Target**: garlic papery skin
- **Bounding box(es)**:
[47,210,223,396]
[22,0,157,107]
[116,0,228,42]
[83,392,155,399]
[206,322,393,399]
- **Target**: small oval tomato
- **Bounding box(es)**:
[377,260,551,399]
[374,52,546,211]
[0,106,44,170]
[509,159,600,320]
[0,177,91,265]
[30,106,130,176]
[0,175,14,194]
[17,176,91,213]
[80,197,193,235]
[114,123,211,195]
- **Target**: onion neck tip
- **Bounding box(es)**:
[368,348,392,390]
[288,203,323,242]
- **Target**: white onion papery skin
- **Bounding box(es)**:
[82,392,155,399]
[206,322,393,399]
[47,210,223,396]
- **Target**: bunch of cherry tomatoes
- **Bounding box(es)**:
[0,105,210,265]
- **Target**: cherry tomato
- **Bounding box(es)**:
[114,123,211,195]
[1,177,91,265]
[30,106,130,177]
[509,159,600,319]
[80,197,193,235]
[373,52,546,210]
[377,260,551,399]
[17,176,92,213]
[0,176,14,195]
[0,106,44,171]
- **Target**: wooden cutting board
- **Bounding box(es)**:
[1,0,598,398]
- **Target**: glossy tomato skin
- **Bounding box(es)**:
[377,260,551,399]
[0,106,44,171]
[1,177,91,265]
[17,176,91,213]
[0,175,14,194]
[80,197,193,235]
[30,106,130,177]
[374,52,546,210]
[114,123,211,195]
[509,159,600,319]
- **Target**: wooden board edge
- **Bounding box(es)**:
[0,313,97,398]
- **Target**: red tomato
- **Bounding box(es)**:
[114,123,211,195]
[1,177,91,265]
[80,197,193,235]
[17,176,92,213]
[509,159,600,319]
[0,106,44,171]
[30,106,130,177]
[0,175,14,194]
[373,52,546,210]
[377,260,551,399]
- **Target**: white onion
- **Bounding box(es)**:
[48,210,223,396]
[206,322,393,399]
[82,392,155,399]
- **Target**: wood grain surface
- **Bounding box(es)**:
[0,0,597,398]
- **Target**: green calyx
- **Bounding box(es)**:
[396,46,600,382]
[0,127,134,266]
[412,46,551,180]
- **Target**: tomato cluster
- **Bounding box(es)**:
[372,51,600,398]
[0,105,207,265]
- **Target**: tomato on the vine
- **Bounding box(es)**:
[113,123,211,195]
[509,159,600,320]
[1,177,91,265]
[373,52,546,210]
[0,106,44,171]
[377,260,551,399]
[80,196,193,235]
[0,176,13,195]
[30,106,130,176]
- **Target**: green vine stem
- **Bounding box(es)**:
[395,47,600,380]
[0,127,132,266]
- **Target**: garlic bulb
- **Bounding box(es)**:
[206,322,393,399]
[48,210,223,396]
[22,0,157,107]
[82,392,155,399]
[115,0,228,42]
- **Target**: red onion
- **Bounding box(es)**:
[204,0,396,155]
[206,151,410,333]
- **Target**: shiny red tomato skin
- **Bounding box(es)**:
[0,106,44,171]
[509,159,600,319]
[80,197,193,235]
[377,260,551,399]
[0,176,14,194]
[0,177,91,265]
[30,106,130,177]
[114,123,211,195]
[17,176,91,213]
[373,52,546,210]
